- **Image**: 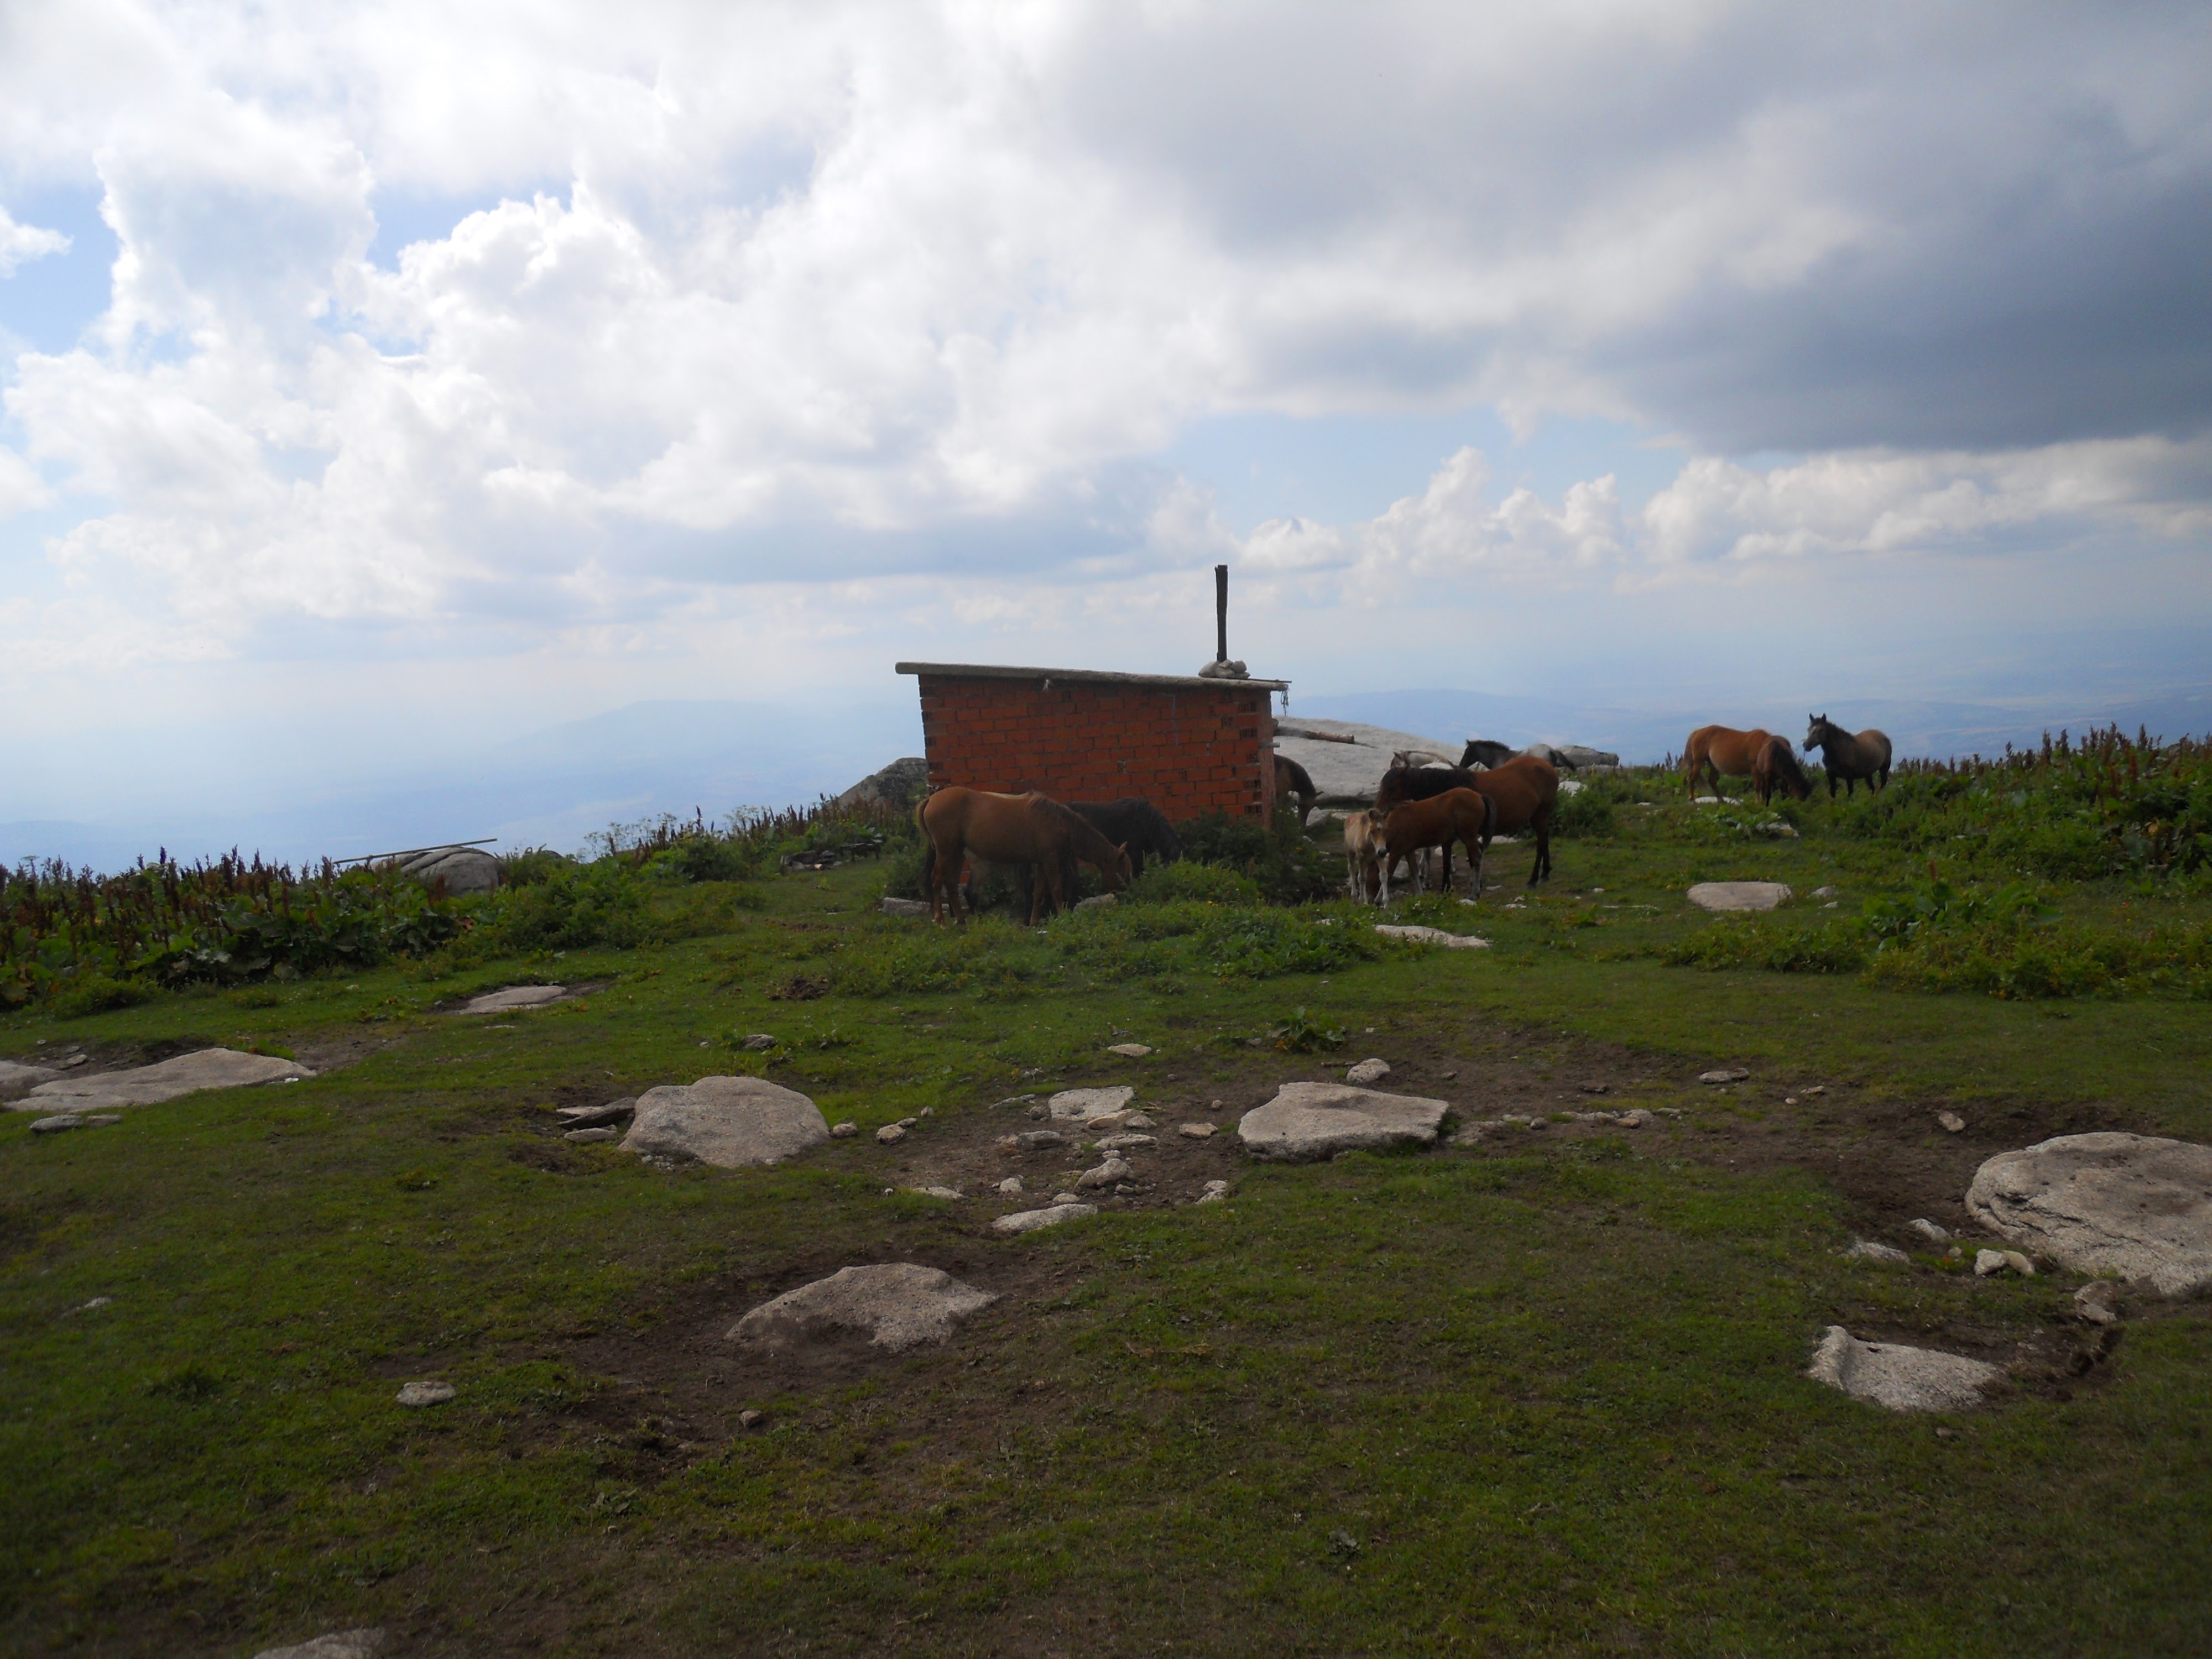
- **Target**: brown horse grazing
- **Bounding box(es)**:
[1804,714,1893,797]
[1681,725,1773,799]
[1274,754,1318,827]
[1752,735,1813,804]
[1464,754,1560,893]
[917,789,1131,924]
[1375,788,1493,905]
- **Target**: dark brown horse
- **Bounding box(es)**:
[1464,754,1560,893]
[1681,724,1773,799]
[1374,788,1493,904]
[1804,714,1892,796]
[1274,754,1318,827]
[1752,735,1813,804]
[1375,762,1483,887]
[917,789,1131,924]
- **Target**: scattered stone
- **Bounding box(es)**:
[1106,1042,1152,1058]
[1937,1111,1966,1133]
[1238,1082,1450,1163]
[998,1176,1024,1194]
[396,1381,455,1407]
[1026,1101,1050,1119]
[1974,1248,2027,1277]
[992,1202,1098,1235]
[1075,894,1119,911]
[1179,1123,1217,1140]
[2074,1281,2125,1326]
[898,1115,920,1128]
[1966,1133,2212,1297]
[1810,885,1839,899]
[880,896,932,917]
[252,1629,388,1659]
[730,1263,997,1354]
[76,1296,112,1312]
[1578,1082,1609,1095]
[2003,1250,2036,1276]
[1017,1130,1065,1150]
[909,1186,964,1201]
[1697,1068,1750,1085]
[1196,1179,1230,1204]
[1803,1085,1825,1097]
[1807,1327,2002,1412]
[1616,1109,1654,1128]
[29,1114,84,1134]
[1077,1157,1134,1190]
[1686,881,1792,913]
[831,1121,859,1138]
[1345,1057,1391,1086]
[740,1034,777,1052]
[619,1076,831,1169]
[993,1095,1038,1111]
[1373,924,1490,949]
[1050,1085,1136,1121]
[0,1059,61,1099]
[739,1409,767,1429]
[1051,1192,1081,1204]
[1094,1133,1156,1151]
[1844,1239,1912,1266]
[557,1097,637,1128]
[20,1047,314,1112]
[1908,1218,1952,1245]
[564,1127,620,1143]
[1124,1113,1154,1129]
[877,1123,906,1145]
[457,984,565,1014]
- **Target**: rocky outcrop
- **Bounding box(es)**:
[619,1076,830,1169]
[1237,1082,1449,1162]
[20,1048,312,1112]
[1966,1133,2212,1297]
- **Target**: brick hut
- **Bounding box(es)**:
[895,661,1288,821]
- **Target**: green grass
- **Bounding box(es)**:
[6,782,2211,1655]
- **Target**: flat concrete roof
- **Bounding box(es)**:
[896,661,1289,693]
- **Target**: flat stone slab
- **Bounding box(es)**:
[1965,1133,2212,1297]
[0,1059,61,1098]
[620,1076,829,1169]
[395,1380,455,1407]
[1105,1042,1152,1057]
[457,984,566,1014]
[1237,1082,1449,1163]
[19,1048,312,1112]
[1374,925,1490,949]
[992,1202,1098,1235]
[253,1631,387,1659]
[730,1263,997,1355]
[1687,882,1792,912]
[1050,1085,1135,1121]
[1808,1326,2001,1412]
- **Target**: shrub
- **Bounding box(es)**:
[1125,862,1261,906]
[1178,811,1340,904]
[52,971,156,1019]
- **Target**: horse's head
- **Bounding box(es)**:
[1806,713,1831,749]
[1106,843,1133,891]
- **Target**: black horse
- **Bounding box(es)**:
[1804,714,1893,797]
[1460,739,1576,772]
[1273,755,1318,827]
[1068,799,1182,878]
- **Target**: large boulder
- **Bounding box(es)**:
[620,1076,830,1168]
[397,846,502,896]
[1807,1327,2002,1412]
[1237,1082,1449,1162]
[19,1048,312,1112]
[1965,1133,2212,1297]
[730,1263,997,1355]
[837,757,930,810]
[0,1058,60,1099]
[1687,881,1792,912]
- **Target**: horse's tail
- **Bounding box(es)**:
[915,795,937,895]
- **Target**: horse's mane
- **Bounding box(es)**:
[1764,737,1811,791]
[1040,796,1129,865]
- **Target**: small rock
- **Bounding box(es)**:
[998,1176,1024,1194]
[992,1203,1098,1235]
[993,1095,1038,1111]
[877,1124,906,1145]
[1937,1111,1965,1133]
[1803,1086,1825,1097]
[1578,1082,1609,1095]
[1077,1157,1134,1190]
[1811,886,1839,899]
[1094,1133,1156,1151]
[1617,1109,1653,1128]
[909,1186,964,1201]
[556,1097,637,1128]
[1018,1129,1065,1150]
[1687,881,1792,913]
[1373,924,1489,949]
[1344,1058,1391,1086]
[2002,1250,2036,1277]
[1208,1098,1225,1112]
[731,1262,997,1354]
[1844,1239,1911,1266]
[1974,1249,2007,1276]
[1106,1042,1152,1058]
[1123,1113,1155,1130]
[1698,1068,1750,1085]
[1074,894,1119,910]
[564,1127,619,1143]
[831,1121,859,1138]
[1196,1179,1230,1205]
[898,1115,919,1128]
[251,1629,387,1659]
[1807,1327,2002,1412]
[396,1381,455,1407]
[1051,1192,1081,1204]
[740,1034,776,1052]
[2074,1281,2124,1326]
[880,896,932,917]
[1026,1101,1050,1119]
[29,1115,84,1134]
[1908,1218,1952,1245]
[1179,1123,1217,1139]
[739,1409,767,1428]
[1050,1085,1136,1121]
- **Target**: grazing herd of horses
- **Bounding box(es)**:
[915,714,1894,922]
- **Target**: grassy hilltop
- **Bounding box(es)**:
[5,736,2211,1656]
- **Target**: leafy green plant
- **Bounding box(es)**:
[1268,1006,1345,1052]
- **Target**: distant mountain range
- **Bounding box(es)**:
[8,682,2206,874]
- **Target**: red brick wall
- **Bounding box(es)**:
[915,674,1276,820]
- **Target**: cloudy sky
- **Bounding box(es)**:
[3,1,2210,855]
